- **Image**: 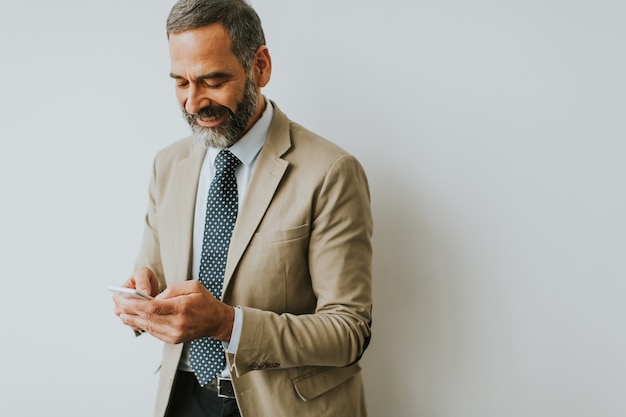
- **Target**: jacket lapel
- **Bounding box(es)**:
[223,104,291,291]
[169,139,206,285]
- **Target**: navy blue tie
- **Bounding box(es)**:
[190,149,240,386]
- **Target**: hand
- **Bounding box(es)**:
[116,280,235,345]
[112,267,160,332]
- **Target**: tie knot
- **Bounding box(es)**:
[215,149,241,175]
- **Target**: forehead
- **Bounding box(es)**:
[168,23,242,74]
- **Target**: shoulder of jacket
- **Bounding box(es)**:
[286,121,359,169]
[154,136,197,162]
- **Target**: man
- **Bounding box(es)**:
[113,1,373,416]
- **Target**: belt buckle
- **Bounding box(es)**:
[217,376,236,399]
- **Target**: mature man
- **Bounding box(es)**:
[113,1,373,416]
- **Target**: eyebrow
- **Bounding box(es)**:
[169,71,233,81]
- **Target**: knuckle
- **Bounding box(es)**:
[144,321,154,335]
[172,329,185,344]
[145,301,161,316]
[177,301,190,315]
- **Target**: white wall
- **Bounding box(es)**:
[1,1,625,416]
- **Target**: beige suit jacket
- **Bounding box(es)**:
[136,103,373,417]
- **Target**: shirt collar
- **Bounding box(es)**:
[207,98,273,168]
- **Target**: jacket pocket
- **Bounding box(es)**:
[248,224,310,246]
[292,364,361,401]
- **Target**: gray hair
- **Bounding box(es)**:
[166,0,266,73]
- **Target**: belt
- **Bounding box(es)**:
[203,376,236,399]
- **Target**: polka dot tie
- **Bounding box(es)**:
[190,149,241,387]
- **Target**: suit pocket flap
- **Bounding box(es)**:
[249,224,310,246]
[292,364,361,401]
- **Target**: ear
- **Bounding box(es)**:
[252,45,272,88]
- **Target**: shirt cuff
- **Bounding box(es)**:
[222,306,242,354]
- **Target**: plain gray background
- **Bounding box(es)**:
[1,0,625,416]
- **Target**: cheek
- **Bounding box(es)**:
[212,89,242,113]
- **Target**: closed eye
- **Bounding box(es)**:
[170,73,189,88]
[201,79,225,89]
[169,72,232,89]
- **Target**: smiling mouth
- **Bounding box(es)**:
[198,114,221,122]
[195,112,227,127]
[193,105,230,127]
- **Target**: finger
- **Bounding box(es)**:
[121,310,168,336]
[131,267,158,296]
[114,296,157,319]
[112,293,124,316]
[120,311,181,344]
[112,293,142,316]
[120,313,147,333]
[157,280,205,299]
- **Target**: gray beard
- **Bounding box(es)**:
[191,125,236,149]
[187,78,258,149]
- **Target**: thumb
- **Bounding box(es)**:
[131,267,159,296]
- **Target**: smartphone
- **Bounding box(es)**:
[107,286,154,300]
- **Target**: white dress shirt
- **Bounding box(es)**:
[178,100,274,375]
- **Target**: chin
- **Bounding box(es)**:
[192,127,237,149]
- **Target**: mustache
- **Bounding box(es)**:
[184,104,233,124]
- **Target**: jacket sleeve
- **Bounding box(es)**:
[229,154,373,377]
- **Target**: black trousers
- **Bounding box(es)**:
[165,371,240,417]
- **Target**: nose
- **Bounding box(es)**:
[184,84,210,115]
